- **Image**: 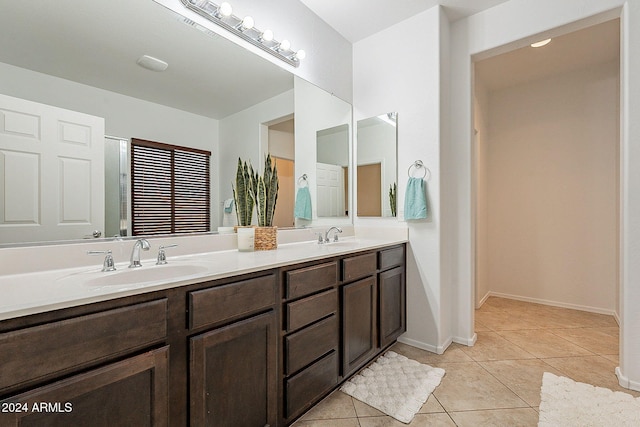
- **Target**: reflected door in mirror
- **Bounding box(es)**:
[0,94,105,245]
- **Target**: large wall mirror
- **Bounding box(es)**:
[0,0,352,246]
[356,113,398,217]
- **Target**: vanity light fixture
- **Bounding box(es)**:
[531,38,551,48]
[181,0,304,67]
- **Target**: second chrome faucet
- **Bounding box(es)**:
[129,238,150,268]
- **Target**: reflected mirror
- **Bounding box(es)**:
[0,0,351,246]
[356,113,398,217]
[294,77,352,224]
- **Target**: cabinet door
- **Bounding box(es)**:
[190,311,277,427]
[379,266,406,348]
[342,276,377,376]
[0,347,169,427]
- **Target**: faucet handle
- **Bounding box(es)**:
[156,244,178,265]
[315,233,324,244]
[87,250,116,272]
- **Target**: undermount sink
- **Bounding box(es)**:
[85,264,209,287]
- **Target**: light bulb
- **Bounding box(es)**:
[278,39,291,51]
[260,29,273,42]
[218,2,232,17]
[240,16,254,30]
[295,49,306,60]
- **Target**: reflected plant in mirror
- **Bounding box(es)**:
[356,112,398,218]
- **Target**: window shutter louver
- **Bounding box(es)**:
[131,139,210,236]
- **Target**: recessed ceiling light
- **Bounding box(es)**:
[136,55,169,72]
[531,38,551,48]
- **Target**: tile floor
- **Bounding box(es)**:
[293,296,638,426]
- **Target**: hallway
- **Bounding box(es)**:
[294,297,634,426]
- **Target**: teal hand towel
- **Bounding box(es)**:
[294,187,312,220]
[404,177,427,220]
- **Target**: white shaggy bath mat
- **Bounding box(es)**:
[340,351,445,424]
[538,372,640,426]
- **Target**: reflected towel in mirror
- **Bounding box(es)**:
[404,177,427,220]
[294,187,312,220]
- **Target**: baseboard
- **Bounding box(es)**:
[453,333,477,347]
[616,367,640,392]
[397,336,451,355]
[614,311,621,326]
[476,291,490,309]
[486,291,617,317]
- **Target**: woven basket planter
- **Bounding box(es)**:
[254,226,277,251]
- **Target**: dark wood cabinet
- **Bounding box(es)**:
[190,311,277,427]
[379,266,406,348]
[0,243,405,427]
[342,276,378,376]
[0,346,169,427]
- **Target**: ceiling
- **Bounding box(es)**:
[475,19,620,91]
[299,0,512,43]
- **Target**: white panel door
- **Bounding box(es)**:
[0,94,105,244]
[316,162,345,217]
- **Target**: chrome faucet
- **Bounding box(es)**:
[129,238,150,268]
[323,226,343,243]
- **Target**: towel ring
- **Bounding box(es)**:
[297,174,309,187]
[408,160,430,180]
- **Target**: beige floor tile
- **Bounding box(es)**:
[449,408,539,427]
[474,320,493,332]
[392,341,473,364]
[479,359,564,406]
[550,327,619,355]
[358,413,456,427]
[497,329,593,358]
[483,297,534,311]
[475,310,541,331]
[299,391,357,421]
[461,332,536,361]
[293,418,360,427]
[432,362,528,411]
[418,395,446,413]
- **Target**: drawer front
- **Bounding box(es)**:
[189,274,276,330]
[342,252,377,282]
[285,315,338,375]
[379,245,405,271]
[0,299,167,390]
[286,351,338,419]
[286,262,337,299]
[286,289,337,332]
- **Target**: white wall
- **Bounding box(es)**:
[479,61,619,313]
[474,83,491,307]
[449,0,640,391]
[218,89,294,211]
[353,7,448,352]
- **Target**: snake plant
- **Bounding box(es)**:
[232,158,257,226]
[389,182,397,217]
[256,154,279,227]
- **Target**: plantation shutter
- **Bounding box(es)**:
[131,138,210,236]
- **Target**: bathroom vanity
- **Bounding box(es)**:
[0,240,405,427]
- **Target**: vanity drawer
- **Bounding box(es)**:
[379,245,405,271]
[285,350,338,419]
[285,262,338,299]
[285,314,338,375]
[0,299,167,391]
[286,288,337,332]
[189,273,276,330]
[342,252,377,282]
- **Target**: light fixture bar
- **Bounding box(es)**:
[180,0,303,67]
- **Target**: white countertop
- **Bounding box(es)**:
[0,236,406,321]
